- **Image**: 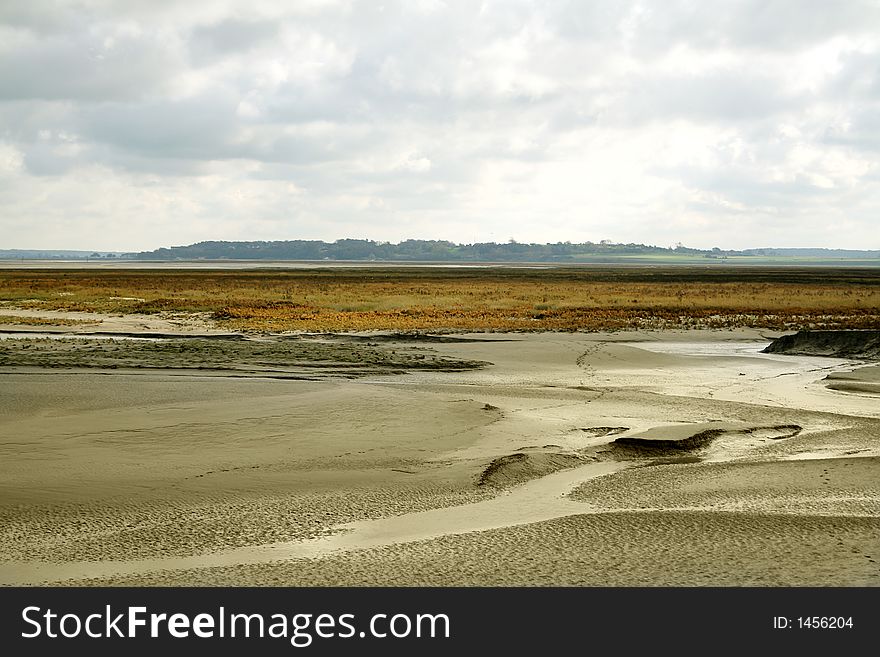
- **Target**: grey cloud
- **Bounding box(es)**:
[545,0,632,41]
[0,30,179,101]
[824,106,880,152]
[0,1,89,35]
[79,96,243,160]
[21,140,79,176]
[680,167,838,208]
[93,147,213,177]
[77,94,394,170]
[827,49,880,100]
[257,82,372,124]
[630,0,880,54]
[251,130,372,165]
[0,99,78,141]
[189,18,280,61]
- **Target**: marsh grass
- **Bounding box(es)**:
[1,267,878,332]
[0,315,97,326]
[0,336,486,372]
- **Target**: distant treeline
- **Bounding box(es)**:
[3,242,878,262]
[0,250,124,259]
[134,239,688,261]
[130,240,880,262]
[741,248,880,258]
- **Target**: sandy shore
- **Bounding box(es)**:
[0,325,877,586]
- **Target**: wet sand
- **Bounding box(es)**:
[0,327,878,586]
[825,364,880,396]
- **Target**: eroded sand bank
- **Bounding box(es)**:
[0,329,877,585]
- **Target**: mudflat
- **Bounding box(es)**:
[0,326,877,586]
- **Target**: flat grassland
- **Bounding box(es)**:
[1,266,878,332]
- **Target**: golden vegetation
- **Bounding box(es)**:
[0,315,96,327]
[1,268,878,333]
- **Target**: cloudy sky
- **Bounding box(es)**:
[1,0,879,251]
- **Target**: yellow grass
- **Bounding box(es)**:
[0,315,97,327]
[1,268,878,332]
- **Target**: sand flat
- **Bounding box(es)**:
[71,512,879,587]
[1,329,878,586]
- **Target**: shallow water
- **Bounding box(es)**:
[620,341,774,357]
[617,341,876,418]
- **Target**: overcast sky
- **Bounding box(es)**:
[2,0,879,251]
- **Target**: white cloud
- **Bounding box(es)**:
[0,142,24,174]
[1,0,879,250]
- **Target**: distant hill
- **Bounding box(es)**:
[134,239,688,262]
[0,250,126,259]
[742,248,880,258]
[3,242,879,263]
[131,240,880,263]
